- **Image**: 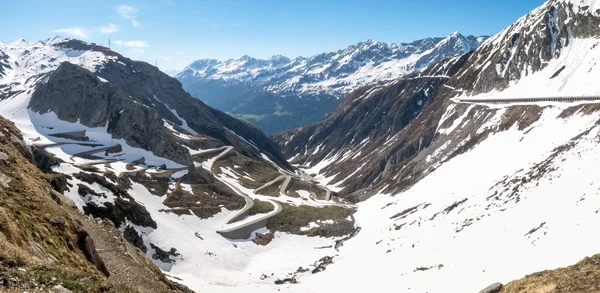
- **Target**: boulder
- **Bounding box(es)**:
[50,217,67,229]
[478,282,503,293]
[77,229,110,277]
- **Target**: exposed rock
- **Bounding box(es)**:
[150,243,180,264]
[274,276,297,285]
[50,217,66,229]
[77,229,110,277]
[32,147,61,172]
[46,173,70,194]
[0,172,10,188]
[478,282,503,293]
[312,256,334,274]
[83,198,157,229]
[252,232,274,246]
[124,225,147,253]
[52,285,73,293]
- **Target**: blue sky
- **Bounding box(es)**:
[1,0,545,71]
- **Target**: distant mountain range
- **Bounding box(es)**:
[177,32,488,134]
[163,69,181,77]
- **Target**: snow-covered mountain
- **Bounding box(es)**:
[177,32,488,134]
[268,0,600,292]
[0,36,358,292]
[5,0,600,291]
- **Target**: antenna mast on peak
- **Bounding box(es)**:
[108,38,111,49]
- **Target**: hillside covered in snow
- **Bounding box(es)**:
[177,32,488,134]
[4,0,600,292]
[268,0,600,292]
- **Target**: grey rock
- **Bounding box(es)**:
[50,217,67,228]
[52,285,73,293]
[0,151,8,162]
[10,134,32,161]
[0,172,11,188]
[478,282,503,293]
[77,229,110,277]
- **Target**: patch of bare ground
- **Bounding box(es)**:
[499,106,543,131]
[288,178,326,199]
[252,232,274,246]
[499,254,600,293]
[248,199,274,216]
[163,180,245,220]
[130,173,170,196]
[558,103,600,118]
[267,204,356,237]
[257,181,282,197]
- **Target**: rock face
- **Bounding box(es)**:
[178,33,488,134]
[28,45,290,168]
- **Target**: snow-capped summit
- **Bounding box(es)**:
[178,32,488,134]
[179,32,487,96]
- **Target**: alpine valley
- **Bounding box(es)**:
[1,0,600,293]
[177,32,488,134]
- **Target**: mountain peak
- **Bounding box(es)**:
[7,38,27,46]
[45,35,67,45]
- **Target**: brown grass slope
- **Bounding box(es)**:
[498,254,600,293]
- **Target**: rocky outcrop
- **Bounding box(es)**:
[77,229,110,277]
[478,282,503,293]
[30,62,193,165]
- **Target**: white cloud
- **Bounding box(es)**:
[158,55,172,60]
[100,23,119,34]
[113,40,149,48]
[52,27,89,39]
[131,20,141,27]
[117,5,138,19]
[130,48,145,55]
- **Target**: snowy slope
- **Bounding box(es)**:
[264,0,600,291]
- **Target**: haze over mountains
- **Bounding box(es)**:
[2,0,600,292]
[177,32,488,134]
